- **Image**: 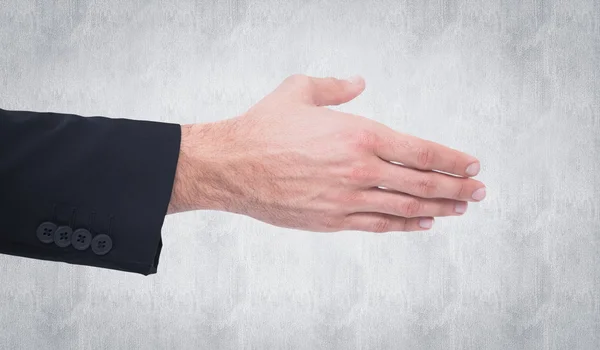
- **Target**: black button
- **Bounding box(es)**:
[54,226,73,247]
[72,228,92,250]
[91,234,112,255]
[36,222,57,244]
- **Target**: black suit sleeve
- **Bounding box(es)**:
[0,108,181,275]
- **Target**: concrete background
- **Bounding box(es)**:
[1,0,599,349]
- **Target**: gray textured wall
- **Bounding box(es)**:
[1,0,599,349]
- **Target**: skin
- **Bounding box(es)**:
[166,74,486,233]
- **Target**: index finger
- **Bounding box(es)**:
[373,126,480,177]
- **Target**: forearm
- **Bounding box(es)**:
[167,120,241,215]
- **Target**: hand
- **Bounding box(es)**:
[168,74,486,233]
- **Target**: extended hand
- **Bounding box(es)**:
[168,74,486,233]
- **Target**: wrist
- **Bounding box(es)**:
[167,122,234,214]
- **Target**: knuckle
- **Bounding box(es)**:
[454,180,466,199]
[415,177,437,197]
[339,190,364,205]
[351,129,378,150]
[397,217,409,231]
[323,216,342,231]
[399,198,422,217]
[416,147,434,168]
[348,164,380,184]
[449,156,459,174]
[371,217,391,233]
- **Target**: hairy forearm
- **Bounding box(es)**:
[167,122,236,214]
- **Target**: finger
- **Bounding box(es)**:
[342,213,434,232]
[281,74,366,106]
[310,75,366,106]
[373,125,481,177]
[354,188,469,218]
[377,161,487,201]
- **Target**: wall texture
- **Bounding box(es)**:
[1,0,599,349]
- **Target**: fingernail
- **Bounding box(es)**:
[472,187,486,201]
[465,162,480,176]
[346,75,362,84]
[419,218,434,229]
[454,202,468,214]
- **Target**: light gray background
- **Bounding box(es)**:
[1,0,599,349]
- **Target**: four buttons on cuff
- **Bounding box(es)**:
[36,222,113,255]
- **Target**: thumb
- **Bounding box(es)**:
[309,75,366,106]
